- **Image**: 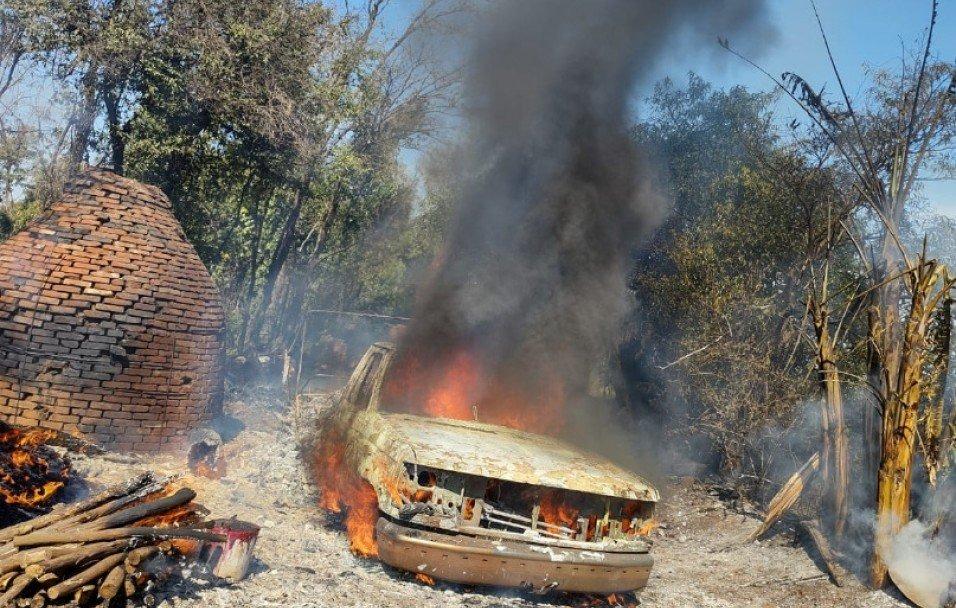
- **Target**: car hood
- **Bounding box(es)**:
[379,413,659,502]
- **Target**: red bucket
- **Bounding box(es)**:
[207,518,260,582]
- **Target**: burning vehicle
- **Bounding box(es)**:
[315,342,659,595]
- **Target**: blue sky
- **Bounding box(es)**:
[690,0,956,217]
[359,0,955,216]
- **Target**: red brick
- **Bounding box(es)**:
[0,169,224,453]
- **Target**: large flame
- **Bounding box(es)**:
[384,347,566,434]
[312,429,380,557]
[420,350,481,421]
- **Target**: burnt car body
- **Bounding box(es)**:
[328,342,659,594]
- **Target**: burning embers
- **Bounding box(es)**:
[0,422,69,510]
[383,348,567,434]
[186,429,227,480]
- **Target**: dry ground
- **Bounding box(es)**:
[63,387,911,608]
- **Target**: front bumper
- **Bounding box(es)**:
[376,517,653,594]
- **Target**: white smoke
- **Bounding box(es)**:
[882,517,955,608]
[875,475,955,608]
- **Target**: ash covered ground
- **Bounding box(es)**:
[66,387,910,608]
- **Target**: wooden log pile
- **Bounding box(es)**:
[0,472,226,607]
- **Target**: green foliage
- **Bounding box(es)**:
[627,75,842,475]
[2,0,457,356]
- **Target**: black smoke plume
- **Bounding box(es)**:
[388,0,773,446]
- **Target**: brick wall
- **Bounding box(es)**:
[0,169,225,451]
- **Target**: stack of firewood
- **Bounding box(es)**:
[0,473,225,607]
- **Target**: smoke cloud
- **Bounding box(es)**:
[388,0,774,452]
[878,476,956,608]
[882,518,954,608]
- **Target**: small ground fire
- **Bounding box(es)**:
[0,422,69,511]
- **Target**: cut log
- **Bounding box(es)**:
[0,571,19,591]
[0,572,33,605]
[0,544,83,577]
[24,540,129,577]
[0,544,84,576]
[0,473,153,543]
[125,546,158,570]
[34,573,57,587]
[800,519,847,587]
[47,553,126,601]
[88,488,195,530]
[27,591,45,608]
[49,477,171,532]
[72,584,96,606]
[16,545,83,568]
[14,527,226,548]
[746,452,820,542]
[98,565,125,599]
[123,570,150,600]
[123,575,136,598]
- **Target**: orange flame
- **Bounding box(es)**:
[575,592,639,607]
[421,350,482,420]
[605,592,638,607]
[384,348,566,434]
[380,473,431,508]
[632,518,658,536]
[621,501,656,536]
[312,429,380,557]
[136,502,204,555]
[136,503,201,527]
[538,490,580,530]
[415,573,436,585]
[190,458,226,480]
[0,424,69,508]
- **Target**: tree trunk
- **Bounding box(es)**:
[247,188,304,350]
[102,79,125,174]
[69,67,99,171]
[871,260,945,587]
[811,298,849,539]
[820,357,848,536]
[923,297,953,486]
[867,197,906,588]
[263,192,341,352]
[863,304,883,501]
[236,189,271,353]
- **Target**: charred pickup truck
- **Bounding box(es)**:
[323,342,659,594]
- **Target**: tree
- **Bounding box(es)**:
[2,0,466,362]
[724,0,955,586]
[628,76,832,480]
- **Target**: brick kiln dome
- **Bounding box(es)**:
[0,169,224,451]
